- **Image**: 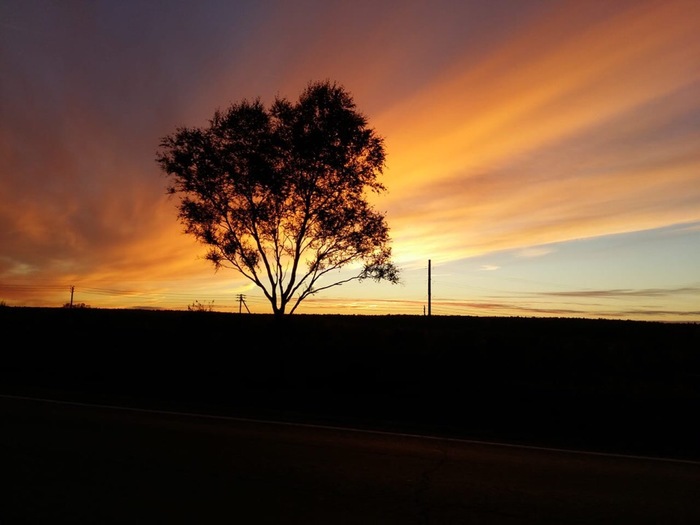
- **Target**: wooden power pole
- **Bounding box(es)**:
[237,294,251,314]
[428,259,431,316]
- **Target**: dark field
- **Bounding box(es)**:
[3,307,699,460]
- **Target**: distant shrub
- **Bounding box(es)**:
[62,302,91,309]
[188,300,215,312]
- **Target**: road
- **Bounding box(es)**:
[2,394,699,524]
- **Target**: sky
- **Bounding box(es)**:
[1,0,699,321]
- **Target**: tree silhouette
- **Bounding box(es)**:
[156,80,400,316]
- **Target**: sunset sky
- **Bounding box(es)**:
[2,0,699,321]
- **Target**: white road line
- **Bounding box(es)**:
[2,392,699,466]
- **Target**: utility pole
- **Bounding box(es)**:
[69,285,75,308]
[427,259,431,317]
[237,293,251,314]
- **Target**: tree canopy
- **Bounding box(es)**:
[156,80,400,316]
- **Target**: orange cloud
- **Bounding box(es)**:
[373,0,700,264]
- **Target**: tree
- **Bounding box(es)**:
[156,80,400,317]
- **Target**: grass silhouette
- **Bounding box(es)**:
[2,307,699,460]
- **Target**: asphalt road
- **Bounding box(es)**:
[2,394,699,524]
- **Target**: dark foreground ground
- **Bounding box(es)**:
[2,307,699,460]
